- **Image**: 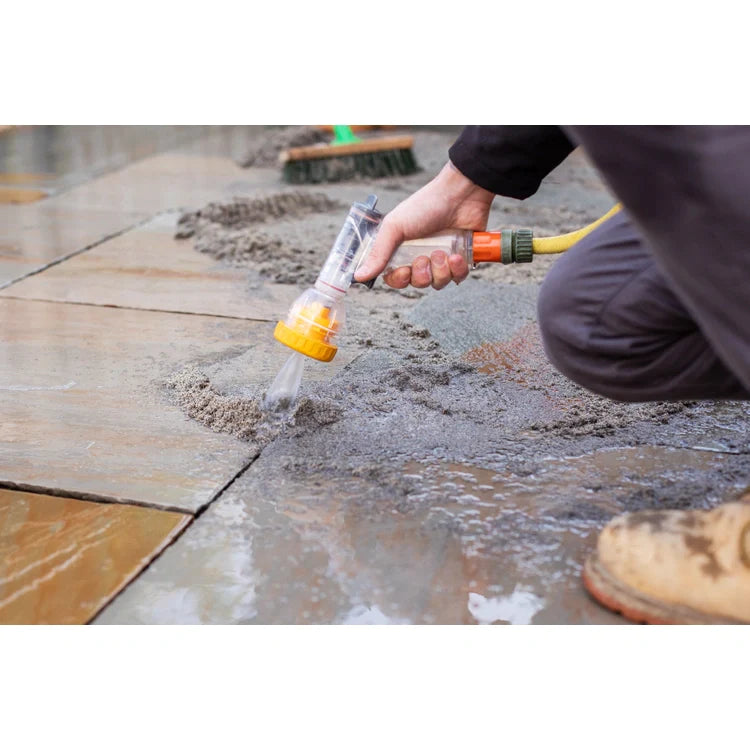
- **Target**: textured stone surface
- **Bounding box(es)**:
[0,297,270,511]
[48,153,270,214]
[98,435,747,625]
[0,487,189,624]
[0,213,299,320]
[0,200,146,288]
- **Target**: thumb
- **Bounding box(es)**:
[354,217,405,281]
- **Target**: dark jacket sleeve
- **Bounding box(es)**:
[448,126,575,199]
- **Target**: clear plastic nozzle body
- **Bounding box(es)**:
[274,195,383,362]
[384,229,473,275]
[316,194,383,299]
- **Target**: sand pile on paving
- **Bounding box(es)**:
[176,192,340,236]
[236,126,326,168]
[167,368,343,437]
[175,191,344,284]
[165,367,342,450]
[166,281,695,459]
[528,392,687,438]
[176,191,342,234]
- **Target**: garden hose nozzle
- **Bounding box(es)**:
[273,195,383,362]
[274,301,340,362]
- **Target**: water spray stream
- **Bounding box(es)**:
[263,351,306,412]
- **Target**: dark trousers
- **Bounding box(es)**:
[537,126,750,403]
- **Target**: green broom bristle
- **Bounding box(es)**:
[283,147,419,185]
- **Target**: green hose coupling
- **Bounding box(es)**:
[500,229,534,264]
[514,229,533,263]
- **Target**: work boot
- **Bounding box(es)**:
[583,494,750,624]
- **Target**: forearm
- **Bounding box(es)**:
[448,125,575,199]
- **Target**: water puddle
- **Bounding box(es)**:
[468,588,546,625]
[405,445,727,532]
[397,445,733,622]
[236,445,731,625]
[341,604,410,625]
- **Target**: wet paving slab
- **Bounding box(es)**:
[0,297,276,511]
[0,288,366,512]
[0,186,49,204]
[96,434,747,625]
[0,126,239,199]
[411,279,750,453]
[0,201,147,288]
[0,487,189,624]
[0,130,287,290]
[46,152,275,215]
[0,213,299,320]
[95,283,750,624]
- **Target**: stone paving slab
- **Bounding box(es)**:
[1,147,287,291]
[406,280,540,355]
[410,279,750,453]
[46,153,278,215]
[0,297,280,511]
[97,276,750,624]
[0,487,189,624]
[0,127,256,288]
[0,213,298,321]
[100,431,741,625]
[0,200,147,288]
[0,125,214,197]
[0,186,49,204]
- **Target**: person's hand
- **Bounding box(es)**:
[354,160,495,290]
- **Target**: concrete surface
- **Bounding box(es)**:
[1,125,749,624]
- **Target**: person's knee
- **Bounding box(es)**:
[537,254,588,381]
[536,213,693,402]
[537,253,642,402]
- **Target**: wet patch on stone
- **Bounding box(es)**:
[0,488,189,624]
[465,322,693,438]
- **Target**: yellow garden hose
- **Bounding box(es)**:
[376,203,626,271]
[532,203,622,254]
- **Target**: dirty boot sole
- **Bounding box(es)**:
[582,552,745,625]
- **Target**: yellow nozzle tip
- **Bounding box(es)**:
[274,321,337,362]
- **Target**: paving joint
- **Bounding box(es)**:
[0,213,157,292]
[0,294,278,323]
[0,479,195,516]
[91,449,264,623]
[85,513,192,624]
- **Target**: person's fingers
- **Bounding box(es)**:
[430,250,452,290]
[448,253,470,284]
[383,266,412,289]
[355,217,404,281]
[410,256,432,288]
